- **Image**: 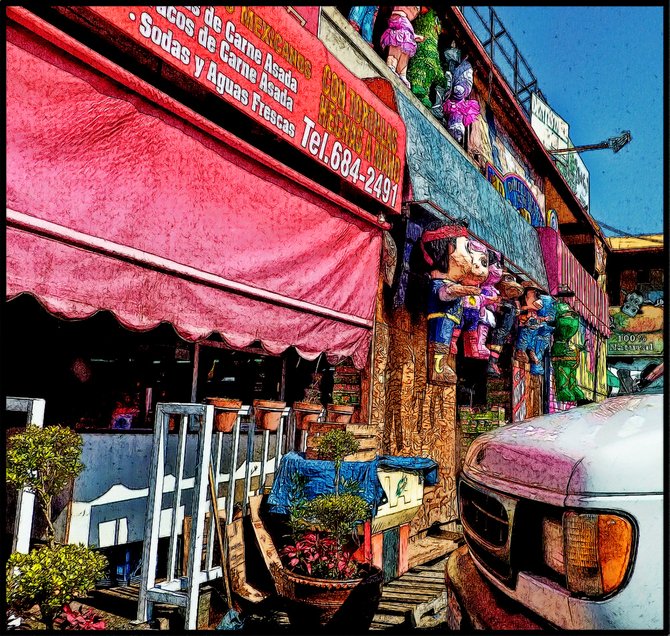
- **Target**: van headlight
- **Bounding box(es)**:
[542,512,634,597]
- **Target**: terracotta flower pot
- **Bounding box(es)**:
[205,397,242,433]
[326,403,355,424]
[275,563,383,630]
[253,399,286,431]
[292,401,323,431]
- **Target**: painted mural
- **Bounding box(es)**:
[394,88,549,289]
[607,297,664,396]
[469,95,546,227]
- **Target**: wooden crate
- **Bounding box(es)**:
[305,422,378,461]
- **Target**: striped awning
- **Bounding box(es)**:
[537,228,610,336]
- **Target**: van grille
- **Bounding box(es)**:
[459,477,518,583]
[460,480,509,546]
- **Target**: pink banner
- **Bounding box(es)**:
[6,20,382,368]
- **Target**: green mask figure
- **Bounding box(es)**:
[551,302,585,402]
[406,9,446,108]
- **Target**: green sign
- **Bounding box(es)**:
[607,331,663,356]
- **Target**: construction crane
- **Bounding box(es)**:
[550,131,632,155]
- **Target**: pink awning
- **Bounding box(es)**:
[537,228,610,337]
[6,20,382,369]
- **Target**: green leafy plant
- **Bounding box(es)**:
[316,429,360,495]
[281,430,370,579]
[6,425,107,629]
[6,425,84,546]
[6,544,108,630]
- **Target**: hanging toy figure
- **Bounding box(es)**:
[348,6,379,47]
[514,282,544,366]
[552,302,585,402]
[471,253,502,360]
[406,8,445,108]
[380,6,425,89]
[420,221,490,384]
[486,273,524,377]
[530,295,556,375]
[443,58,481,143]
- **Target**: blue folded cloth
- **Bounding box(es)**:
[266,452,438,517]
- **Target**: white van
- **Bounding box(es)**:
[446,379,664,630]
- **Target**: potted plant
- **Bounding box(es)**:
[293,370,324,431]
[253,399,287,431]
[325,403,355,423]
[274,430,383,630]
[6,425,108,630]
[205,397,242,433]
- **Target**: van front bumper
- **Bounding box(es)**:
[444,545,546,631]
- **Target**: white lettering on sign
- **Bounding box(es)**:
[89,6,405,210]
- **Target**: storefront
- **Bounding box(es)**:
[6,6,406,551]
[355,84,550,533]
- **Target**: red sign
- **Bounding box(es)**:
[86,6,406,212]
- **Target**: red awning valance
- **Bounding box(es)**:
[6,20,382,368]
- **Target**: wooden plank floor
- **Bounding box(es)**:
[369,556,450,631]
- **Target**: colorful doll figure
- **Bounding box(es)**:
[348,6,379,47]
[487,272,523,377]
[443,59,481,143]
[421,223,489,384]
[552,302,585,402]
[380,6,425,89]
[473,254,503,360]
[530,294,556,375]
[406,8,445,108]
[514,282,544,365]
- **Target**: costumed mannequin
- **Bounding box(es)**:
[421,223,489,384]
[552,302,585,402]
[348,6,379,46]
[530,294,556,375]
[514,282,544,365]
[380,6,425,88]
[406,8,445,108]
[486,273,524,377]
[430,42,461,123]
[443,59,480,143]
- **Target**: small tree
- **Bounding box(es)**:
[281,430,370,579]
[6,544,108,629]
[6,425,84,547]
[6,425,107,629]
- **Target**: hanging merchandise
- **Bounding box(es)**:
[406,8,446,108]
[430,43,462,123]
[530,295,557,375]
[450,243,499,359]
[380,6,425,88]
[487,273,524,377]
[552,303,586,402]
[420,222,491,384]
[470,252,502,360]
[514,282,544,366]
[393,219,423,308]
[443,59,481,143]
[348,6,379,46]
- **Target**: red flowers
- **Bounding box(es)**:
[53,604,106,630]
[280,531,359,580]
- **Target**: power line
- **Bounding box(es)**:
[593,219,665,245]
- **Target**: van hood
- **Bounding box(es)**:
[463,394,663,498]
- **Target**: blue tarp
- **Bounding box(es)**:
[266,452,438,517]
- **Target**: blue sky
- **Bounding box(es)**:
[483,6,664,237]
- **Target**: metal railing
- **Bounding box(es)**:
[459,6,546,119]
